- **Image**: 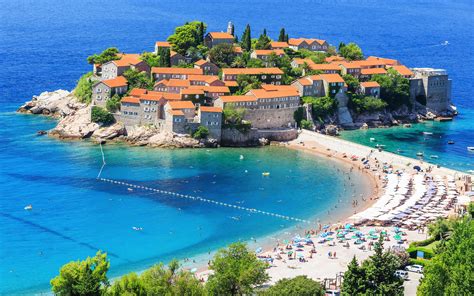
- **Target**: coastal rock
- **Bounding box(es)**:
[148,132,201,148]
[324,125,339,136]
[259,138,269,146]
[361,123,369,130]
[49,106,99,139]
[92,123,126,141]
[17,90,85,118]
[124,125,161,146]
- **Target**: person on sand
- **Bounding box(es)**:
[333,251,337,258]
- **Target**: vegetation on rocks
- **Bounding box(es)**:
[105,94,121,112]
[87,47,120,65]
[223,105,251,132]
[141,51,161,67]
[193,126,210,139]
[302,96,338,121]
[236,74,261,94]
[74,72,94,104]
[349,94,388,114]
[91,106,114,125]
[371,68,410,110]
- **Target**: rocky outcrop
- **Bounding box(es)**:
[92,123,127,141]
[49,106,100,139]
[148,132,203,148]
[17,90,85,118]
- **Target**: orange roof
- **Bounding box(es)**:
[200,106,222,113]
[292,58,315,65]
[338,62,362,69]
[102,76,128,88]
[222,67,283,75]
[218,95,257,103]
[170,51,183,58]
[155,41,171,47]
[360,81,380,88]
[248,88,299,99]
[161,93,181,101]
[194,59,208,66]
[352,60,387,68]
[233,46,243,54]
[155,79,191,87]
[295,77,313,86]
[367,56,399,66]
[129,88,147,96]
[309,63,341,71]
[270,41,289,48]
[151,67,203,75]
[261,84,297,91]
[181,88,205,95]
[121,96,140,104]
[253,49,285,56]
[168,100,195,109]
[361,68,387,75]
[112,54,142,67]
[189,85,230,93]
[319,74,345,83]
[390,65,414,76]
[208,32,234,39]
[188,74,219,82]
[325,56,345,63]
[224,81,238,87]
[288,38,326,46]
[168,109,185,116]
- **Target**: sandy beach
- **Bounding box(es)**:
[196,130,467,286]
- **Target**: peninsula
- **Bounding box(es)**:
[18,21,457,148]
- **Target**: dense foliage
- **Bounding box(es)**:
[349,94,388,114]
[105,94,121,112]
[255,29,271,50]
[74,72,94,104]
[236,74,261,94]
[140,52,161,67]
[278,28,289,42]
[302,96,338,121]
[338,42,364,61]
[297,49,326,64]
[222,105,251,132]
[123,69,153,90]
[87,47,120,65]
[208,43,237,68]
[371,68,410,109]
[193,126,210,139]
[342,74,360,93]
[207,242,269,295]
[91,106,114,125]
[417,217,474,296]
[241,24,252,52]
[342,237,404,296]
[167,21,207,55]
[262,276,324,296]
[50,251,110,296]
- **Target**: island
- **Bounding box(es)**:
[17,21,457,148]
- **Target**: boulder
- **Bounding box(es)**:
[148,131,201,148]
[92,123,126,140]
[49,106,99,139]
[325,124,339,136]
[17,90,85,118]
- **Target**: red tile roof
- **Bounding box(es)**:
[200,106,222,113]
[367,56,399,66]
[112,54,142,67]
[224,81,238,87]
[121,96,140,104]
[208,32,234,39]
[361,68,387,75]
[194,59,208,66]
[360,81,380,88]
[155,41,171,47]
[295,77,313,86]
[309,63,341,71]
[102,76,128,88]
[390,65,414,76]
[222,67,283,75]
[253,49,285,56]
[338,62,362,69]
[288,38,326,46]
[318,73,345,83]
[218,95,257,103]
[168,109,184,116]
[129,88,147,96]
[151,67,203,75]
[168,101,195,109]
[155,79,191,87]
[270,41,289,48]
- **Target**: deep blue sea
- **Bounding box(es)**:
[1,0,473,294]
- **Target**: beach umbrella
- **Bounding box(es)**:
[288,251,293,255]
[345,223,352,229]
[255,247,263,254]
[394,234,402,241]
[413,165,421,171]
[323,224,330,229]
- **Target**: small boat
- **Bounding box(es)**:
[239,155,244,160]
[132,226,143,231]
[468,147,474,152]
[448,140,455,145]
[442,41,449,45]
[430,155,439,159]
[423,132,433,135]
[396,149,404,153]
[375,144,385,149]
[467,170,474,174]
[262,172,270,176]
[369,138,376,142]
[416,152,424,157]
[127,188,133,191]
[24,205,33,211]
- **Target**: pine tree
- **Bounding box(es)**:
[255,29,271,50]
[159,48,171,67]
[341,256,366,296]
[198,22,205,45]
[241,24,251,52]
[278,28,286,42]
[285,33,289,42]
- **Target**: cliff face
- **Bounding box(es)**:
[17,90,215,148]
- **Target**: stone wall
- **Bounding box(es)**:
[221,128,298,147]
[244,108,298,129]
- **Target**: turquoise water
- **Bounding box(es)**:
[1,0,473,293]
[1,107,371,294]
[340,108,474,173]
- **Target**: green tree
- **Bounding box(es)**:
[371,68,410,109]
[255,29,271,50]
[107,273,145,296]
[339,42,364,61]
[342,74,360,93]
[263,276,324,296]
[302,96,338,121]
[123,69,153,90]
[231,55,247,68]
[241,24,252,52]
[141,52,160,67]
[167,21,206,55]
[300,119,313,130]
[362,236,404,296]
[106,94,122,112]
[293,107,304,127]
[74,72,94,104]
[246,58,265,68]
[198,21,205,45]
[342,256,367,296]
[278,28,287,42]
[208,43,237,68]
[158,47,171,67]
[50,251,110,296]
[418,218,474,295]
[87,47,120,65]
[427,217,455,241]
[91,107,115,125]
[206,242,269,296]
[193,126,210,139]
[236,74,261,94]
[349,94,388,114]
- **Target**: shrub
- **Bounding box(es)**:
[193,126,209,139]
[302,96,337,121]
[262,275,324,296]
[106,94,121,112]
[300,119,313,130]
[91,106,114,125]
[349,95,388,114]
[74,72,94,104]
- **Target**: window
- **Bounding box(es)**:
[262,75,267,79]
[97,88,101,93]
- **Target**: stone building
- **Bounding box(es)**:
[288,38,329,52]
[291,75,324,97]
[359,81,381,98]
[221,68,284,85]
[409,68,452,113]
[92,76,128,107]
[194,59,219,75]
[198,106,223,140]
[151,67,203,81]
[250,49,285,67]
[204,32,234,48]
[101,54,150,80]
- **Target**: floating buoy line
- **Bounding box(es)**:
[96,144,312,224]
